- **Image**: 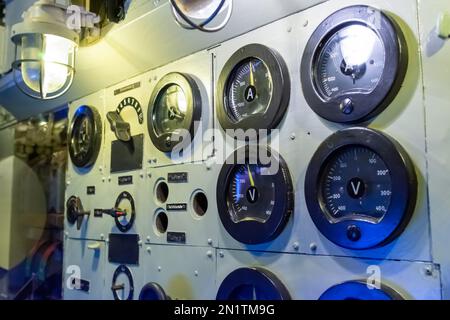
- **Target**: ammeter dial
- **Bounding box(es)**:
[69,105,102,168]
[217,44,290,134]
[217,146,293,244]
[148,72,201,153]
[304,127,417,249]
[301,5,407,123]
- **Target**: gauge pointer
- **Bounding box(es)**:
[246,164,259,203]
[249,61,255,86]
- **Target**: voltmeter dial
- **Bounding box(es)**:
[305,128,417,249]
[301,5,407,123]
[69,105,102,168]
[217,146,293,244]
[217,44,290,134]
[148,72,201,153]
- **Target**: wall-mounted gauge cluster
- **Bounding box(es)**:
[217,44,290,133]
[217,146,294,244]
[305,127,417,249]
[301,5,408,123]
[319,280,404,300]
[63,0,437,301]
[147,72,202,153]
[69,105,102,169]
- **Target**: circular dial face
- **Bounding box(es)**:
[71,116,93,160]
[217,147,294,244]
[300,5,407,124]
[320,146,392,223]
[217,268,291,300]
[227,164,276,224]
[226,58,273,123]
[69,106,101,168]
[319,281,403,300]
[148,72,201,153]
[304,127,417,249]
[315,24,386,100]
[153,84,189,136]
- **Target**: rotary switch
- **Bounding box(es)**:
[66,196,90,230]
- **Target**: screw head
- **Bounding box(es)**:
[309,242,318,252]
[207,238,213,245]
[207,250,213,258]
[293,242,300,251]
[219,251,224,258]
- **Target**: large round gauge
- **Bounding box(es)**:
[147,72,201,153]
[111,265,134,300]
[139,282,170,300]
[217,267,291,300]
[68,105,102,168]
[301,5,408,123]
[217,146,294,244]
[217,44,290,134]
[319,280,404,300]
[114,192,136,233]
[304,127,417,249]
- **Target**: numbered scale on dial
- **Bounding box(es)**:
[217,146,294,244]
[111,265,134,300]
[301,5,408,123]
[320,280,404,300]
[217,268,290,300]
[69,105,102,168]
[147,72,201,153]
[304,127,417,249]
[217,44,290,133]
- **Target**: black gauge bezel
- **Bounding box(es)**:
[216,267,291,300]
[300,5,408,123]
[304,127,417,249]
[319,280,404,300]
[217,44,291,134]
[139,282,170,300]
[147,72,202,153]
[114,191,136,233]
[112,265,134,301]
[217,145,294,244]
[68,105,102,168]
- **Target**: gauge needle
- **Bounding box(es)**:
[249,61,255,86]
[247,164,255,187]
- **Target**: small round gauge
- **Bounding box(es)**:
[217,44,290,134]
[148,72,201,153]
[217,146,293,244]
[114,192,136,233]
[304,127,417,249]
[301,5,408,123]
[68,105,102,168]
[139,283,171,300]
[217,268,291,300]
[319,280,404,300]
[111,265,134,300]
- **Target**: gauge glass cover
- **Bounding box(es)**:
[314,24,386,100]
[153,84,189,136]
[320,146,392,223]
[225,58,273,123]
